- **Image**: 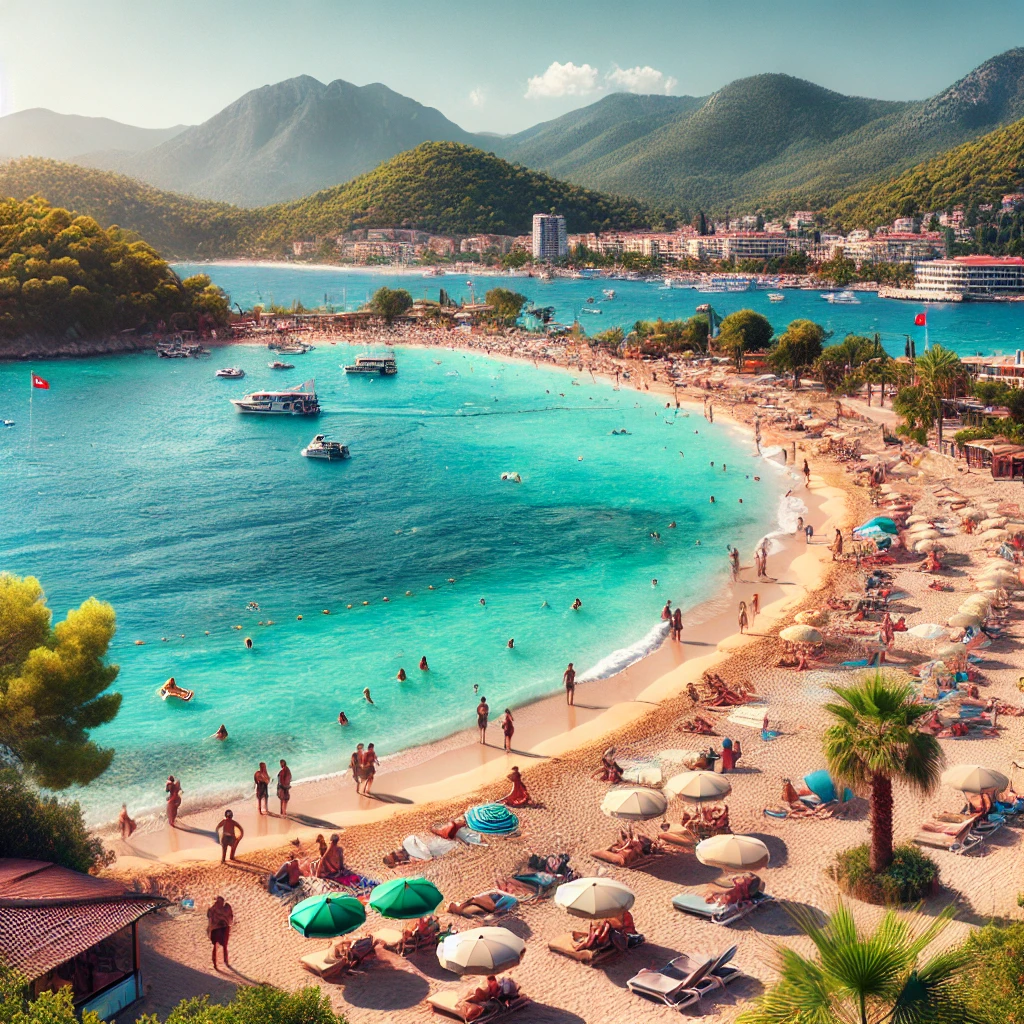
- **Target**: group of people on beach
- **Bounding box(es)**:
[348,742,380,795]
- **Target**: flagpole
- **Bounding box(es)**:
[28,369,33,450]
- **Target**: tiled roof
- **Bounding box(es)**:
[0,860,167,980]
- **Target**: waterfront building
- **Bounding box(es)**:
[843,232,942,266]
[532,214,567,260]
[909,255,1024,299]
[962,353,1024,389]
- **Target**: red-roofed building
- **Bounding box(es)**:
[0,860,167,1020]
[912,255,1024,299]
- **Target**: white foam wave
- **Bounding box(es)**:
[577,621,670,683]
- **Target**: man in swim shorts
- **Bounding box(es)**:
[216,809,243,863]
[477,697,489,744]
[563,663,576,706]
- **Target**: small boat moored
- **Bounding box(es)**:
[215,367,245,378]
[343,355,397,375]
[301,434,350,460]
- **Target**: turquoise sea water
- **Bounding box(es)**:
[0,340,785,822]
[175,262,1024,358]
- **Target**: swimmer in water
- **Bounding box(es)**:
[651,578,658,587]
[571,598,582,610]
[214,724,228,740]
[363,687,374,704]
[479,598,486,606]
[710,496,716,503]
[507,638,514,649]
[419,656,429,671]
[669,521,676,528]
[244,637,253,649]
[541,600,549,608]
[397,668,407,682]
[473,683,479,694]
[338,711,349,725]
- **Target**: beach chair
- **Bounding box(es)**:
[547,932,619,965]
[671,890,775,926]
[299,937,376,979]
[372,919,447,955]
[425,989,531,1022]
[626,956,711,1009]
[912,815,985,855]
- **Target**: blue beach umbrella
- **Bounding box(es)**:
[854,517,898,536]
[465,803,520,835]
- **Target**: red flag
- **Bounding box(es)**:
[914,313,926,326]
[31,374,49,390]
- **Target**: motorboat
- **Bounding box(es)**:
[269,360,295,369]
[2,420,13,427]
[301,434,350,460]
[580,307,602,315]
[768,292,785,302]
[343,355,397,375]
[822,290,861,304]
[230,379,320,415]
[215,367,245,379]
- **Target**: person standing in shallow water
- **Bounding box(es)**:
[361,743,379,796]
[165,775,181,828]
[350,743,364,793]
[563,663,576,706]
[500,708,514,752]
[277,759,291,816]
[254,762,270,815]
[477,696,490,743]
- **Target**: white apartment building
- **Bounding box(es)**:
[912,256,1024,299]
[532,214,567,260]
[844,233,942,266]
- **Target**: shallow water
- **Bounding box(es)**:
[0,344,785,821]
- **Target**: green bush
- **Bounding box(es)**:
[0,768,108,873]
[145,985,346,1024]
[833,842,939,904]
[959,921,1024,1024]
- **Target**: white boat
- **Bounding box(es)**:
[580,307,602,315]
[822,290,861,304]
[301,434,349,460]
[768,292,785,303]
[269,360,295,369]
[230,379,320,416]
[215,367,245,379]
[343,355,397,375]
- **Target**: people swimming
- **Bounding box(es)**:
[419,656,429,671]
[213,724,228,740]
[571,598,582,610]
[507,638,515,649]
[397,668,407,682]
[363,687,374,704]
[244,637,253,649]
[337,711,349,725]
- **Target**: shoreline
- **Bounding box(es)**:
[105,339,847,866]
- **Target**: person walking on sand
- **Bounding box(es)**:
[349,743,364,793]
[118,803,136,840]
[803,459,811,487]
[165,775,181,829]
[501,708,515,752]
[277,759,291,816]
[563,663,576,706]
[729,546,740,581]
[672,607,683,641]
[661,600,672,621]
[216,809,243,863]
[477,697,490,743]
[831,528,844,561]
[738,601,749,634]
[361,743,379,796]
[254,762,270,815]
[207,895,233,971]
[751,593,760,622]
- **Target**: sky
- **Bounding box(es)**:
[1,0,1023,134]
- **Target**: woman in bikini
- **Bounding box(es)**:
[361,743,379,796]
[254,762,271,815]
[500,708,514,752]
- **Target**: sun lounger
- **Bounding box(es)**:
[912,816,985,855]
[447,892,518,921]
[373,922,446,954]
[671,890,775,926]
[300,938,376,978]
[426,989,531,1022]
[628,945,744,1008]
[547,932,619,965]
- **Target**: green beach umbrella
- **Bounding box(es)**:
[369,877,443,920]
[289,893,366,938]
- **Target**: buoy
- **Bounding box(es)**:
[161,637,169,642]
[322,609,330,615]
[266,620,274,625]
[428,585,435,590]
[297,615,303,620]
[347,604,353,609]
[362,601,369,606]
[258,620,264,626]
[234,625,242,630]
[180,634,185,638]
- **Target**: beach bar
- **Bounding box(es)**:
[0,860,167,1020]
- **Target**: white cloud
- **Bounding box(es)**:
[606,65,678,95]
[468,88,486,108]
[525,61,600,100]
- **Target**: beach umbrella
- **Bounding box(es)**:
[936,644,965,660]
[941,764,1009,795]
[906,515,930,526]
[978,529,1009,543]
[779,625,822,644]
[695,834,771,872]
[855,517,898,536]
[289,894,366,938]
[961,507,982,521]
[369,877,443,920]
[948,612,983,628]
[914,540,945,553]
[436,927,525,976]
[601,786,668,821]
[465,803,519,835]
[665,771,732,802]
[907,623,946,640]
[979,517,1008,532]
[908,528,941,541]
[554,877,635,919]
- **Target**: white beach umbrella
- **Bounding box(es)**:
[941,764,1009,795]
[908,528,941,541]
[905,515,930,526]
[695,834,771,872]
[914,540,946,553]
[979,517,1008,532]
[948,612,983,628]
[554,877,635,919]
[600,787,668,821]
[665,771,732,802]
[779,625,822,644]
[978,529,1009,543]
[907,623,946,640]
[436,928,526,976]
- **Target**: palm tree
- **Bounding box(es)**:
[915,345,968,450]
[737,902,984,1024]
[823,674,943,873]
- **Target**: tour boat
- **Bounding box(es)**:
[301,434,350,460]
[822,290,861,304]
[343,355,397,375]
[215,367,245,378]
[230,379,320,415]
[269,360,295,369]
[768,292,785,302]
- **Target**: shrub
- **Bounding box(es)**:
[833,842,938,904]
[959,921,1024,1024]
[148,985,347,1024]
[0,768,108,873]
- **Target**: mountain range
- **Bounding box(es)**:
[2,48,1024,217]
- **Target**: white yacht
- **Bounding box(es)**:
[230,379,320,415]
[343,355,397,375]
[215,367,245,379]
[301,434,349,460]
[768,292,785,303]
[822,290,861,304]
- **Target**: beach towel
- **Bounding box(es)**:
[456,826,486,845]
[403,834,458,861]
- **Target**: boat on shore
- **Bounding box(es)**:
[230,379,320,415]
[301,434,350,460]
[215,367,245,379]
[344,355,397,375]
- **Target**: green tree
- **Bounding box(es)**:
[0,574,121,789]
[0,768,106,871]
[717,309,774,369]
[501,248,531,269]
[959,921,1024,1024]
[484,287,527,324]
[1,962,100,1024]
[915,344,968,449]
[1006,389,1024,424]
[149,984,346,1024]
[819,248,857,286]
[823,673,943,873]
[893,385,932,444]
[368,286,412,322]
[769,319,829,388]
[591,326,624,352]
[737,902,981,1024]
